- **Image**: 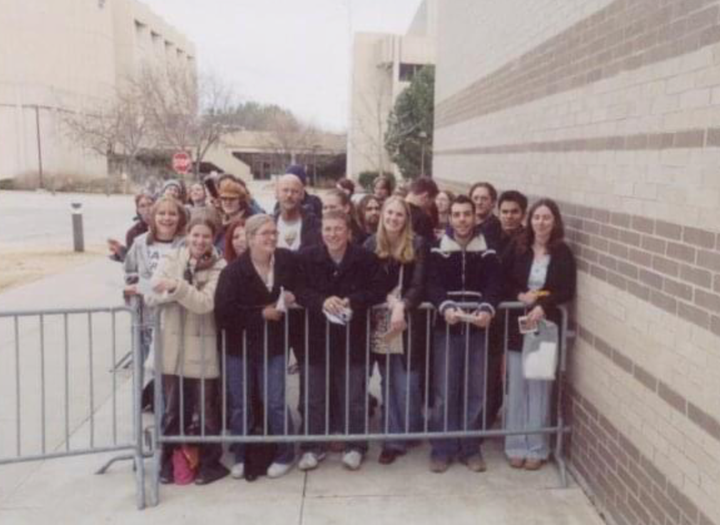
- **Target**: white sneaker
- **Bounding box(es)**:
[267,461,294,478]
[298,451,326,471]
[342,450,363,471]
[230,462,245,479]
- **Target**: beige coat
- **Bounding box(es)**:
[145,247,226,378]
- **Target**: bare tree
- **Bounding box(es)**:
[62,83,148,178]
[257,109,324,176]
[136,64,240,178]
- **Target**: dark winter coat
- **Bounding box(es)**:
[363,235,429,371]
[214,248,300,359]
[426,231,503,334]
[477,214,502,251]
[295,243,385,365]
[502,241,576,351]
[409,202,435,244]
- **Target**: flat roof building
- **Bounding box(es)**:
[346,0,436,180]
[0,0,195,184]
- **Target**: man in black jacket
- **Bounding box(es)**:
[469,181,502,249]
[295,210,385,472]
[277,164,323,219]
[273,173,323,428]
[274,174,322,251]
[497,190,528,261]
[405,176,439,244]
[426,195,503,474]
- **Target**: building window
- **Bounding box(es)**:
[134,20,147,39]
[399,63,424,82]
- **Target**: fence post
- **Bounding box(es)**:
[132,307,146,509]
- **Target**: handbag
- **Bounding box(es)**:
[371,266,404,355]
[521,319,559,381]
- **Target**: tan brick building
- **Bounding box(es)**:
[0,0,195,183]
[433,1,720,524]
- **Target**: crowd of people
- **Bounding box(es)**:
[112,165,576,486]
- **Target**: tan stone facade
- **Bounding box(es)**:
[434,1,720,524]
[0,0,195,182]
[346,0,436,179]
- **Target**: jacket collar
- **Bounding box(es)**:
[437,232,488,253]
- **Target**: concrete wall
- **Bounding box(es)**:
[347,0,436,180]
[0,0,195,182]
[434,2,720,525]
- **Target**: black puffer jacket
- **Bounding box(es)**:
[214,248,300,358]
[426,231,503,334]
[502,241,576,351]
[295,243,386,365]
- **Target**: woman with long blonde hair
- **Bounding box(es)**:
[363,196,428,465]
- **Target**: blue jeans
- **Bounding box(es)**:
[430,328,487,461]
[504,350,552,460]
[226,353,294,465]
[300,361,368,454]
[377,354,423,452]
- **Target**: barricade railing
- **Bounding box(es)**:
[149,300,572,505]
[0,306,146,509]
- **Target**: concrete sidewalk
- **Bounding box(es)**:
[0,255,605,525]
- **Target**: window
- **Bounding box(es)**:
[399,63,424,82]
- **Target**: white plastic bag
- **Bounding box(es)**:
[521,320,559,381]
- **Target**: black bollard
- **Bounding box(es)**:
[71,202,84,252]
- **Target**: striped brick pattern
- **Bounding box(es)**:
[436,0,720,129]
[576,323,720,443]
[435,126,720,156]
[567,387,717,525]
[560,202,720,336]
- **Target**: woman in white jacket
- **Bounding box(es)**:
[146,213,228,485]
[123,196,186,410]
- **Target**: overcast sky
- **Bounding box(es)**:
[141,0,423,132]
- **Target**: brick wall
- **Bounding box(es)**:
[434,1,720,524]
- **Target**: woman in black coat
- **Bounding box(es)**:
[502,198,576,471]
[364,196,428,465]
[215,214,299,480]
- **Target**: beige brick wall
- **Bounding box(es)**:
[434,1,720,524]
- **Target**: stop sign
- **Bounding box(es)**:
[172,152,192,175]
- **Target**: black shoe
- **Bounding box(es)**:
[378,449,405,465]
[194,464,230,485]
[159,461,173,484]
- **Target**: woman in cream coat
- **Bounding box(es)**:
[146,212,228,485]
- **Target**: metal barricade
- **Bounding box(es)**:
[0,306,146,509]
[148,300,572,506]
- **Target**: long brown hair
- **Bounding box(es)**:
[516,198,565,254]
[357,194,381,234]
[223,218,247,263]
[375,196,415,264]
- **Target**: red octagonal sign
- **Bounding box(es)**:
[172,152,192,175]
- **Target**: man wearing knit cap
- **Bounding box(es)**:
[161,179,185,203]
